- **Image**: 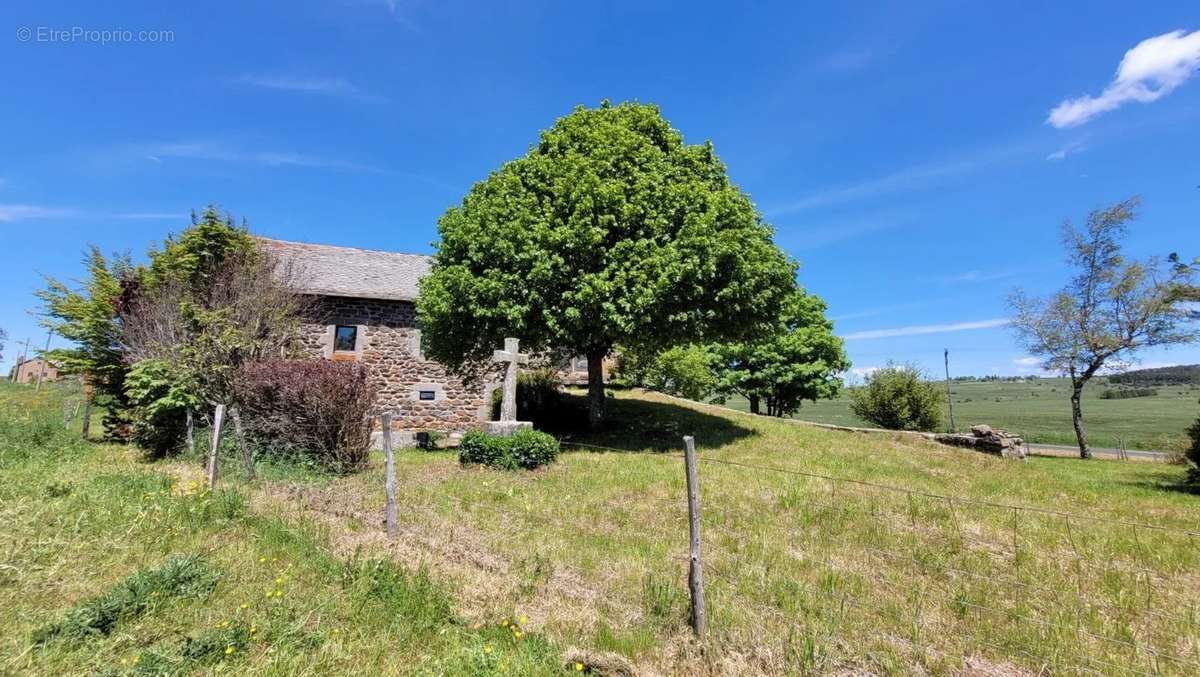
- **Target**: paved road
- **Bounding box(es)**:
[1027,443,1170,462]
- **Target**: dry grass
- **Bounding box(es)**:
[249,389,1200,675]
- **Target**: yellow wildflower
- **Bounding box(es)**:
[575,662,584,672]
[239,603,249,609]
[225,646,234,655]
[484,645,493,654]
[519,615,527,625]
[514,630,523,639]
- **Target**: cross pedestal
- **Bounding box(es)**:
[486,337,533,436]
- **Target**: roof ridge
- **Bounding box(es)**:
[256,236,432,259]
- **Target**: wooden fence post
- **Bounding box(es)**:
[186,409,194,452]
[682,435,706,637]
[63,399,71,429]
[80,394,92,440]
[382,413,398,538]
[207,404,225,491]
[230,406,255,480]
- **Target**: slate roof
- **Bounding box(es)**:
[259,237,432,302]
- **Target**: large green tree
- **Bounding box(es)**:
[713,291,849,417]
[418,101,797,428]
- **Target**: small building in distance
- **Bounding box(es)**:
[10,357,60,385]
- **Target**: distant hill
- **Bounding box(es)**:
[1107,364,1200,386]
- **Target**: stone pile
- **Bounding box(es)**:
[934,424,1027,460]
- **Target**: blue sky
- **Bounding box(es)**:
[3,1,1199,378]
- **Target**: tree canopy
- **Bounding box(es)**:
[418,101,797,427]
[713,291,849,417]
[1008,197,1198,458]
[37,247,133,437]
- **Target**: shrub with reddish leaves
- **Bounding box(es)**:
[235,359,377,472]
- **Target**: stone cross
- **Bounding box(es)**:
[492,337,529,422]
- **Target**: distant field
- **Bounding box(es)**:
[720,377,1200,451]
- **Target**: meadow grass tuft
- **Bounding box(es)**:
[33,554,220,644]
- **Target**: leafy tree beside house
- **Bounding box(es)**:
[37,248,134,439]
[1008,198,1198,459]
[418,101,797,429]
[38,206,309,454]
[712,290,849,416]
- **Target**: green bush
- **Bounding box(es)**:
[849,363,944,432]
[1099,387,1158,399]
[458,429,560,470]
[124,359,201,459]
[508,428,560,469]
[458,431,508,468]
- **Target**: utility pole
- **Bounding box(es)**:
[944,348,956,433]
[35,330,52,391]
[14,337,33,383]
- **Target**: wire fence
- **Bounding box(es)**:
[189,404,1200,675]
[687,447,1200,675]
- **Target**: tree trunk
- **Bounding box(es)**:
[748,396,760,415]
[587,349,607,431]
[1070,383,1092,459]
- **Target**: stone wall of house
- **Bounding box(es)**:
[299,296,490,433]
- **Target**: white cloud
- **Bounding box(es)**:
[768,156,977,215]
[842,318,1011,341]
[0,204,77,222]
[1013,356,1041,367]
[143,140,384,173]
[1046,139,1088,161]
[0,205,183,223]
[1047,29,1200,128]
[229,75,377,100]
[939,269,1022,284]
[766,139,1038,216]
[830,300,933,322]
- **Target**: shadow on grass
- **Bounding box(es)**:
[544,391,757,453]
[1124,478,1200,496]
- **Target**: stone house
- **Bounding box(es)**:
[10,357,60,385]
[262,238,491,439]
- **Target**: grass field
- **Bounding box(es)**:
[3,381,1200,675]
[720,377,1200,452]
